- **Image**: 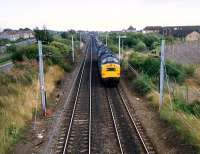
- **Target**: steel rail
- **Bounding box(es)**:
[106,88,124,154]
[62,41,90,154]
[88,39,93,154]
[116,87,155,154]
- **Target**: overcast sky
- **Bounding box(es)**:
[0,0,199,31]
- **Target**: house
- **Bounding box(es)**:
[0,29,20,41]
[143,26,162,33]
[161,26,200,41]
[0,28,34,41]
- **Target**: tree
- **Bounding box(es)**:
[34,26,53,44]
[61,32,68,39]
[143,34,160,50]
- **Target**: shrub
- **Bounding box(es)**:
[7,45,17,53]
[173,98,200,117]
[142,57,160,76]
[129,53,188,83]
[135,41,147,52]
[184,65,195,77]
[166,62,186,83]
[132,75,152,96]
[22,45,37,59]
[123,36,139,48]
[143,34,160,50]
[50,41,70,54]
[108,44,118,53]
[0,39,10,46]
[11,45,37,61]
[11,50,24,61]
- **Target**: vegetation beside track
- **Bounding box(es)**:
[123,50,200,152]
[0,29,81,153]
[101,31,200,151]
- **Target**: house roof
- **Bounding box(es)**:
[144,26,162,31]
[161,26,200,37]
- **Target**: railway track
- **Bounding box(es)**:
[54,37,156,154]
[106,86,157,154]
[62,40,92,153]
[90,48,122,153]
[54,40,91,154]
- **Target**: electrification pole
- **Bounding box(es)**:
[159,39,165,111]
[72,35,75,63]
[38,41,46,116]
[80,33,81,49]
[117,35,126,61]
[118,35,121,60]
[106,34,108,46]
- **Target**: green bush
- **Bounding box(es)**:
[132,75,152,96]
[166,62,186,83]
[0,39,10,46]
[11,50,24,61]
[135,41,147,52]
[184,65,195,77]
[143,57,160,76]
[143,34,160,50]
[108,44,118,53]
[11,45,37,61]
[129,53,188,83]
[118,32,161,51]
[7,45,17,53]
[50,41,70,54]
[22,45,37,59]
[173,99,200,117]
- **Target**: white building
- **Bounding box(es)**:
[0,28,34,41]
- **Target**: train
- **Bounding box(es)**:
[97,41,121,86]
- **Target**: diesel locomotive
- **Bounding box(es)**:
[97,43,120,85]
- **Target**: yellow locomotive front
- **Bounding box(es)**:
[101,63,120,79]
[100,56,121,85]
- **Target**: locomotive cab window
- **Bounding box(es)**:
[107,68,116,71]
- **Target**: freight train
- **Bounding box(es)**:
[97,42,120,86]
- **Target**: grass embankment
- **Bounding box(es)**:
[0,62,64,153]
[0,37,76,153]
[125,52,200,152]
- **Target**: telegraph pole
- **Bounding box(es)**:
[38,41,46,116]
[159,39,165,111]
[72,35,75,63]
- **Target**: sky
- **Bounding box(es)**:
[0,0,200,31]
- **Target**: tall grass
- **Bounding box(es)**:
[0,62,64,154]
[146,91,200,151]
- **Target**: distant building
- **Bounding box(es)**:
[161,26,200,41]
[143,26,162,33]
[0,28,34,41]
